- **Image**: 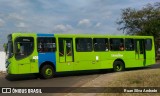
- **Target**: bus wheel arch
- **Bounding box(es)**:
[39,61,55,79]
[113,59,125,72]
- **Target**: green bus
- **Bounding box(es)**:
[5,33,155,79]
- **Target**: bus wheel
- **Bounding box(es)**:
[40,65,54,79]
[113,61,125,72]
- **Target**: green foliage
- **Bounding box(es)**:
[117,2,160,40]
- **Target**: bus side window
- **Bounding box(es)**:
[76,38,92,52]
[125,39,134,51]
[110,38,124,51]
[93,38,108,51]
[119,43,124,51]
[38,37,56,53]
[145,39,152,50]
[38,40,44,52]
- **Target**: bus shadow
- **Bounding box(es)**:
[5,74,38,81]
[125,63,160,71]
[55,69,114,78]
[125,67,148,71]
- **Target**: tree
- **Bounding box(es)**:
[117,2,160,40]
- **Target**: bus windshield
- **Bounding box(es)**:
[6,40,13,59]
[14,37,34,60]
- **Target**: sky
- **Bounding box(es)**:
[0,0,159,49]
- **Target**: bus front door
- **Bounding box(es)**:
[135,39,146,66]
[59,38,74,63]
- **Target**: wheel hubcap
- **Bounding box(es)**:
[45,68,53,76]
[116,65,122,71]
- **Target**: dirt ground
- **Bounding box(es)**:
[0,71,6,77]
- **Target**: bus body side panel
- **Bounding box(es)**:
[37,34,56,70]
[101,51,138,69]
[74,52,100,71]
[145,38,156,66]
[38,53,56,67]
[92,52,113,69]
[124,51,144,68]
[31,35,39,73]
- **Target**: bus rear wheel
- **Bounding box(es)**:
[40,65,54,79]
[113,61,125,72]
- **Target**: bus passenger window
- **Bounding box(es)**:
[125,39,134,51]
[76,38,92,52]
[119,43,124,51]
[38,40,44,52]
[145,39,152,50]
[110,38,124,51]
[38,37,56,53]
[93,38,108,51]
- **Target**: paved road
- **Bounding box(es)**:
[0,71,103,96]
[0,72,102,87]
[0,63,160,96]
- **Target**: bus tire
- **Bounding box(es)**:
[40,65,54,79]
[113,61,125,72]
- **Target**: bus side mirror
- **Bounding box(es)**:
[3,43,7,54]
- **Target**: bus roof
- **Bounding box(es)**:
[10,32,154,38]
